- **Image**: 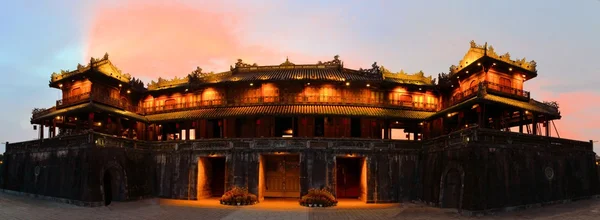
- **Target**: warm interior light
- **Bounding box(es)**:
[509,68,513,71]
[250,83,254,86]
[448,113,452,117]
[419,87,422,91]
[477,63,481,66]
[466,71,469,73]
[525,110,529,114]
[493,63,496,66]
[395,121,399,124]
[522,74,526,78]
[127,90,131,94]
[366,84,370,87]
[457,76,460,79]
[119,84,122,87]
[465,124,469,128]
[419,122,424,126]
[346,153,355,157]
[306,82,310,85]
[185,88,189,92]
[345,82,350,86]
[59,84,63,88]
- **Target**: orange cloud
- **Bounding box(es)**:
[85,1,329,80]
[527,80,600,145]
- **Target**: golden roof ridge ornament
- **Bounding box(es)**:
[280,57,295,66]
[317,55,342,66]
[50,52,131,83]
[450,40,537,74]
[381,66,433,85]
[147,75,189,90]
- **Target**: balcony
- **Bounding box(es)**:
[448,81,530,107]
[54,91,144,114]
[145,94,439,114]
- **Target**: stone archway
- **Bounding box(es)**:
[100,161,128,206]
[439,163,465,210]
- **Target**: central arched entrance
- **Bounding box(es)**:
[103,171,113,206]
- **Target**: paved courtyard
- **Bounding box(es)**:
[1,192,600,220]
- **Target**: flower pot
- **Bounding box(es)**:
[319,204,323,207]
[237,202,241,206]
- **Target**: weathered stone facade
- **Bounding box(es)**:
[1,128,596,212]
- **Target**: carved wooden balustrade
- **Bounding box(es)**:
[145,94,438,114]
[448,81,531,107]
[54,91,144,113]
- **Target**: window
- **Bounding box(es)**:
[499,77,512,93]
[189,129,196,140]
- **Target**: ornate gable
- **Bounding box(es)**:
[449,40,537,75]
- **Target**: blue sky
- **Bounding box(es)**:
[1,0,599,153]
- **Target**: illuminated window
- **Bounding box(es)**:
[181,130,187,140]
[189,129,196,140]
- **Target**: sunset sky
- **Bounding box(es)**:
[0,0,599,153]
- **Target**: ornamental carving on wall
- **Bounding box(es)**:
[544,167,555,181]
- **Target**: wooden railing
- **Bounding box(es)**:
[484,81,530,99]
[448,81,531,107]
[145,94,439,114]
[54,91,144,114]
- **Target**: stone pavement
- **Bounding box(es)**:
[1,192,600,220]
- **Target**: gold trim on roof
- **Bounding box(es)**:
[449,40,537,74]
[50,53,131,84]
[147,76,189,90]
[381,67,433,85]
[280,57,295,66]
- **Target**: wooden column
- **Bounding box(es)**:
[185,121,190,140]
[39,124,44,140]
[128,120,134,139]
[545,119,550,137]
[532,113,538,135]
[519,111,524,133]
[384,120,390,139]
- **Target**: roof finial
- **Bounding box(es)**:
[484,42,488,55]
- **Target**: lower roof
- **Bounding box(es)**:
[145,105,433,123]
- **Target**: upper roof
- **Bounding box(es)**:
[49,53,132,87]
[449,40,538,76]
[146,56,434,91]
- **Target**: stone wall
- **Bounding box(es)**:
[1,129,596,211]
[421,127,598,211]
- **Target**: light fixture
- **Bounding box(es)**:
[366,84,370,87]
[493,63,496,66]
[306,82,310,86]
[185,88,189,92]
[119,84,122,87]
[447,113,452,117]
[525,110,529,114]
[509,67,513,71]
[345,82,350,86]
[342,78,346,81]
[127,90,131,94]
[457,76,460,79]
[419,87,422,91]
[59,84,63,88]
[395,121,399,124]
[466,71,469,73]
[419,122,424,126]
[250,83,254,86]
[477,63,481,66]
[465,124,469,128]
[522,74,526,78]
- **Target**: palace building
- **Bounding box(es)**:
[1,41,597,212]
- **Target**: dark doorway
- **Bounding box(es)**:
[209,157,226,197]
[336,157,363,198]
[275,117,294,137]
[315,117,325,137]
[208,119,222,138]
[350,118,361,138]
[197,157,227,199]
[442,169,461,208]
[103,171,112,206]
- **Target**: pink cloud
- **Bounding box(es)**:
[85,1,330,80]
[527,79,600,146]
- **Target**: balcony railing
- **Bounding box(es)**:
[54,91,144,114]
[56,92,91,108]
[145,94,439,114]
[484,81,530,99]
[448,81,531,107]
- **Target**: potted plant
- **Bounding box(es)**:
[220,186,258,206]
[299,188,337,208]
